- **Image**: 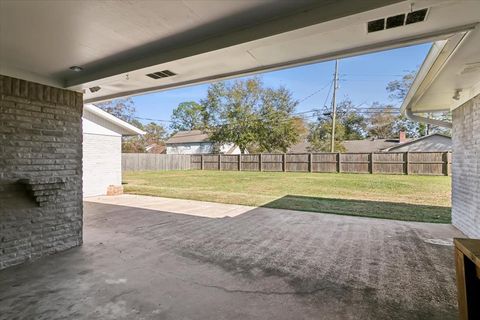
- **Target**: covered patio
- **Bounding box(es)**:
[0,197,462,319]
[1,0,480,319]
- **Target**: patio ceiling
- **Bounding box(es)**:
[1,0,479,104]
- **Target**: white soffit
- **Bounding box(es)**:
[0,0,399,88]
[79,0,480,103]
[1,0,479,104]
[402,23,480,113]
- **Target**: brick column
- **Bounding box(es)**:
[0,75,83,269]
[451,94,480,238]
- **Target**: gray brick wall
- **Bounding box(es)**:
[0,75,83,269]
[452,94,480,238]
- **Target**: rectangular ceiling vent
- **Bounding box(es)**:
[146,70,176,79]
[367,8,428,33]
[89,86,101,93]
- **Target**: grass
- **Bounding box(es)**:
[122,170,452,223]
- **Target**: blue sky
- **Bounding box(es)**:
[132,42,431,128]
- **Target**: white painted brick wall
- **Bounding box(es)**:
[83,134,121,197]
[452,94,480,238]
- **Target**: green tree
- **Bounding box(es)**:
[97,98,136,123]
[307,120,346,152]
[366,103,398,138]
[202,78,301,153]
[170,101,208,131]
[306,98,366,152]
[393,114,426,138]
[122,122,167,153]
[386,71,416,101]
[337,99,367,140]
[143,122,167,145]
[96,98,168,153]
[386,71,451,136]
[307,106,347,152]
[255,87,301,152]
[122,136,145,153]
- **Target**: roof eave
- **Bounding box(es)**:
[84,104,146,136]
[401,24,477,115]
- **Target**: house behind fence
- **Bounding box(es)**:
[165,130,243,154]
[288,133,452,153]
[123,152,452,176]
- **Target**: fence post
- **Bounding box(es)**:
[238,154,242,171]
[259,153,263,172]
[308,153,312,172]
[283,153,287,172]
[218,154,222,171]
[447,151,452,176]
[337,153,341,173]
[404,152,409,175]
[442,152,449,176]
[369,153,374,174]
[200,154,204,170]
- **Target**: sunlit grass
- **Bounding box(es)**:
[123,170,451,223]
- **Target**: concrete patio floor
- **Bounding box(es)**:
[0,196,462,320]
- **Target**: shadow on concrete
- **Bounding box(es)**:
[261,195,451,223]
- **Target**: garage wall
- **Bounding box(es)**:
[83,134,121,197]
[452,94,480,238]
[0,75,83,269]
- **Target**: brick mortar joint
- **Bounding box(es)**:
[1,75,83,109]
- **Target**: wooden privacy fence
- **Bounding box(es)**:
[191,152,452,176]
[122,153,191,171]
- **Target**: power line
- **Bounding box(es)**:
[134,116,173,123]
[133,104,401,128]
[339,73,404,77]
[323,80,334,109]
[297,82,333,104]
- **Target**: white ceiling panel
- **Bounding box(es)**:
[2,0,479,106]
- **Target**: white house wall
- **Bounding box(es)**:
[219,143,241,154]
[166,142,241,154]
[167,143,213,154]
[82,134,122,197]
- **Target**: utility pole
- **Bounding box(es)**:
[330,59,339,153]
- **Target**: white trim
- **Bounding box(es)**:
[83,132,121,138]
[401,24,478,114]
[84,104,145,136]
[83,24,479,104]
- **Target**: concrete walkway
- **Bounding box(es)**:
[0,196,463,320]
[86,194,253,218]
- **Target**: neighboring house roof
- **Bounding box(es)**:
[288,134,451,153]
[288,138,412,153]
[84,104,145,136]
[342,139,407,153]
[381,133,452,152]
[288,141,310,153]
[166,130,210,144]
[146,144,166,154]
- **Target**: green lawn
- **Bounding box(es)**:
[122,170,451,223]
